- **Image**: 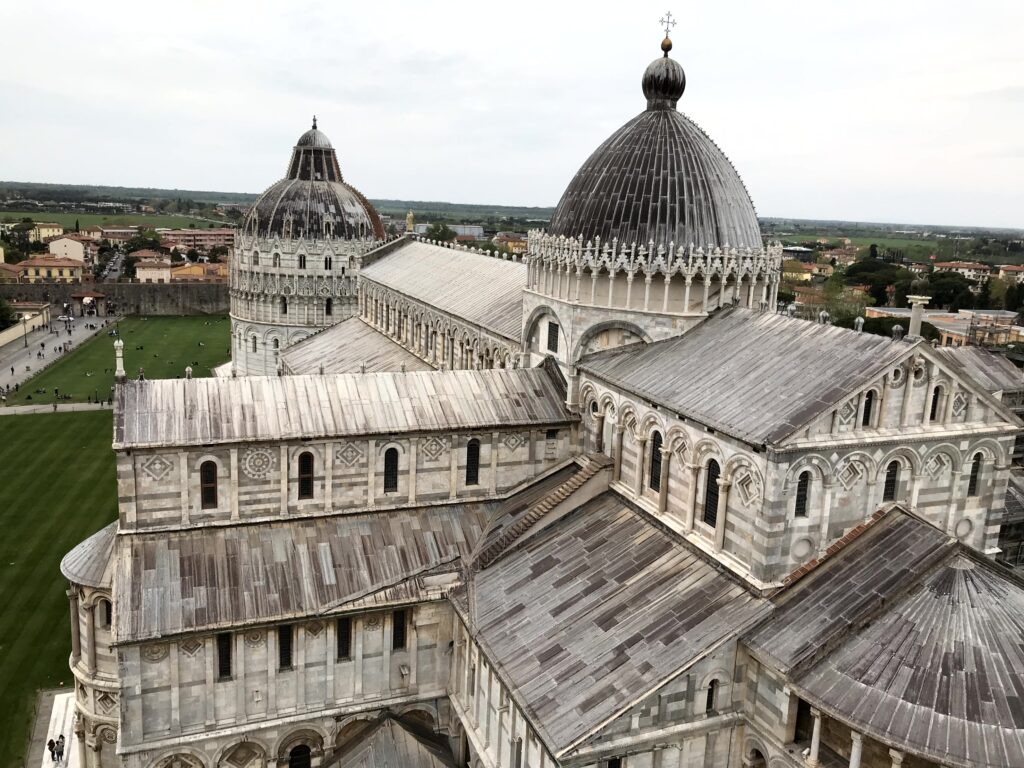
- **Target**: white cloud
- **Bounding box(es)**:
[1,0,1022,227]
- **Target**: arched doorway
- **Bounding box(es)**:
[288,746,311,768]
[744,748,767,768]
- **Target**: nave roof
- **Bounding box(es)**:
[114,366,571,449]
[360,239,526,341]
[280,316,432,375]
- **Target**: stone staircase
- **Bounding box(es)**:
[475,453,610,569]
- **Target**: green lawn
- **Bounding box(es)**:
[8,316,230,405]
[0,210,229,230]
[0,411,117,768]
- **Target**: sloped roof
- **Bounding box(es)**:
[747,508,1024,768]
[933,345,1024,395]
[60,522,116,589]
[456,492,769,756]
[281,316,431,375]
[114,368,571,449]
[578,308,914,445]
[115,505,487,643]
[360,240,526,341]
[334,716,456,768]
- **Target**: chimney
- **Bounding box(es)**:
[906,294,931,339]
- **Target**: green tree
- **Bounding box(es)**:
[926,272,974,308]
[1005,283,1020,311]
[424,223,457,242]
[0,297,14,331]
[207,245,229,262]
[125,229,163,253]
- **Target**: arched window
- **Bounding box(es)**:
[325,298,333,316]
[252,250,260,265]
[200,460,218,509]
[98,598,112,630]
[272,338,280,350]
[272,253,280,267]
[968,452,983,496]
[590,401,598,415]
[706,679,719,712]
[862,390,875,427]
[383,447,399,493]
[649,431,663,491]
[795,471,811,517]
[883,461,900,502]
[251,336,257,353]
[703,460,721,526]
[298,254,306,270]
[324,257,333,270]
[513,738,523,768]
[288,746,311,768]
[930,385,942,421]
[280,296,288,315]
[466,439,480,486]
[297,451,314,500]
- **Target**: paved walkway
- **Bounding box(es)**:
[32,691,80,768]
[0,315,120,400]
[0,402,112,417]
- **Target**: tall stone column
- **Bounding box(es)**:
[686,463,700,531]
[714,479,731,551]
[848,732,863,768]
[594,414,606,454]
[807,708,822,767]
[85,603,97,675]
[658,447,671,513]
[634,437,648,497]
[612,425,625,483]
[68,589,81,662]
[662,276,672,312]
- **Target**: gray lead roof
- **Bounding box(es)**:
[280,316,432,375]
[578,307,913,445]
[547,49,761,249]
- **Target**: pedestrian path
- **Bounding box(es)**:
[0,316,119,394]
[39,693,79,768]
[0,402,112,416]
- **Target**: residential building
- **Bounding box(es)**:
[18,256,83,283]
[999,264,1024,283]
[933,260,991,282]
[171,262,228,282]
[161,228,236,252]
[28,222,65,242]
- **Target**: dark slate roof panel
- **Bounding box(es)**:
[115,505,487,643]
[746,511,953,675]
[796,552,1024,767]
[336,716,456,768]
[548,108,761,248]
[60,522,116,589]
[461,492,769,755]
[578,307,912,445]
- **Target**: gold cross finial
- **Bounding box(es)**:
[660,11,676,38]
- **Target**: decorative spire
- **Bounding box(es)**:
[312,114,317,130]
[659,11,676,56]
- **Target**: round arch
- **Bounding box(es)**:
[522,304,566,353]
[571,319,653,363]
[275,728,326,764]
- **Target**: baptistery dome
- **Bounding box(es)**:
[244,118,385,242]
[548,38,761,249]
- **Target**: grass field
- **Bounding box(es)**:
[8,316,230,405]
[0,210,228,230]
[0,411,117,768]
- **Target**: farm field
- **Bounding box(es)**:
[7,315,230,405]
[0,411,117,768]
[0,210,228,230]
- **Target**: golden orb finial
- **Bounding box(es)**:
[661,36,673,54]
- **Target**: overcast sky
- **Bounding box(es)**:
[3,1,1022,228]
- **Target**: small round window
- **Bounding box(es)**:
[892,367,903,382]
[913,366,925,381]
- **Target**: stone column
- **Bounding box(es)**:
[910,473,925,508]
[661,745,682,768]
[607,272,616,307]
[594,413,606,454]
[657,447,671,513]
[686,463,700,530]
[68,589,81,662]
[612,425,625,483]
[848,731,863,768]
[899,361,916,426]
[626,274,634,308]
[714,479,731,551]
[634,437,648,497]
[944,383,958,423]
[75,720,87,768]
[807,708,822,767]
[684,275,693,311]
[888,748,904,768]
[702,277,711,313]
[590,270,598,304]
[906,294,931,339]
[643,276,652,311]
[85,602,97,675]
[662,275,672,312]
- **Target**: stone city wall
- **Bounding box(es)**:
[0,282,229,316]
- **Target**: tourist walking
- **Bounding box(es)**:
[55,735,65,763]
[46,739,56,763]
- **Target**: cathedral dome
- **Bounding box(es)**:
[547,38,761,249]
[244,118,385,242]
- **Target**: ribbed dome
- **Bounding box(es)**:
[548,40,761,249]
[244,120,385,242]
